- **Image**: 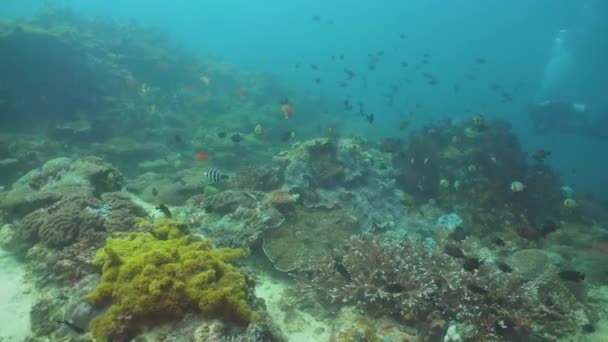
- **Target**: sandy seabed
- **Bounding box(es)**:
[0,249,34,341]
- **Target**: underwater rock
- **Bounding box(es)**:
[0,156,124,217]
[508,249,553,281]
[186,190,284,251]
[126,169,202,205]
[273,138,407,231]
[262,206,359,271]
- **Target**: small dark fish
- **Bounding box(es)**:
[444,244,466,259]
[453,83,460,94]
[368,64,376,71]
[463,257,483,271]
[280,131,295,142]
[314,77,321,84]
[495,261,513,273]
[475,57,487,64]
[365,113,375,124]
[540,219,558,235]
[280,96,290,105]
[532,149,551,162]
[448,226,467,241]
[205,168,228,182]
[423,53,431,59]
[311,64,319,70]
[559,270,585,282]
[312,15,321,22]
[333,257,351,281]
[399,33,406,39]
[399,120,411,131]
[338,80,348,88]
[56,320,85,334]
[491,236,506,246]
[384,282,405,293]
[217,131,227,139]
[295,62,301,69]
[467,284,488,295]
[230,133,243,143]
[152,187,158,197]
[491,83,501,91]
[400,61,408,67]
[173,135,183,143]
[377,50,385,56]
[156,204,172,218]
[344,69,355,79]
[339,53,344,60]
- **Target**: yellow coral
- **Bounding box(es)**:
[86,228,255,341]
[151,218,187,239]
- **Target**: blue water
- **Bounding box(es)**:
[3,0,607,198]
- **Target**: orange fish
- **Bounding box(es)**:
[281,104,293,119]
[195,152,209,161]
[236,88,245,97]
[157,62,169,70]
[127,80,140,89]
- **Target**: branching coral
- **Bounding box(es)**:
[297,234,594,340]
[86,224,257,341]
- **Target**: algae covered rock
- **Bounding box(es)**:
[0,156,124,217]
[86,223,257,341]
[262,206,359,271]
[186,190,285,251]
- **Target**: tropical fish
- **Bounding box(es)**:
[199,76,211,86]
[56,320,85,334]
[217,132,227,139]
[230,133,243,143]
[495,261,513,273]
[196,152,209,161]
[236,88,244,97]
[281,104,293,119]
[205,168,228,182]
[444,244,466,259]
[463,257,483,271]
[532,149,551,162]
[156,204,172,218]
[558,270,585,282]
[254,124,265,139]
[280,130,295,142]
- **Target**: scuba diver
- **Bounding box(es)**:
[529,100,608,140]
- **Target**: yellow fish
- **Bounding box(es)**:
[199,76,211,86]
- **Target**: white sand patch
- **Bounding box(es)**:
[255,273,331,342]
[0,249,34,341]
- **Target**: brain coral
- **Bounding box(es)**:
[18,191,146,248]
[86,227,256,341]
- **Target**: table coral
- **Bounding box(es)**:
[86,229,256,341]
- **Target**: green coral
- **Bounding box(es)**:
[86,228,255,341]
[151,217,187,239]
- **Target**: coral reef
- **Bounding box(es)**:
[86,222,257,341]
[273,137,407,231]
[185,190,285,251]
[262,206,359,272]
[297,233,595,340]
[17,190,145,249]
[0,156,123,217]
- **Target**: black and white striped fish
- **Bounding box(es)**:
[205,168,228,182]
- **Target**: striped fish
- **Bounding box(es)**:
[205,168,228,182]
